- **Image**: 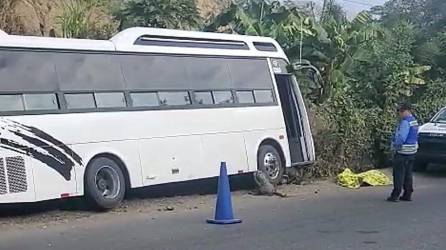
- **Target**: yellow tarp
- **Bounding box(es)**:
[337,168,392,189]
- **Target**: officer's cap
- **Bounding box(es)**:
[397,102,413,112]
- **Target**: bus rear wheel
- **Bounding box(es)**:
[85,157,126,210]
[257,144,285,185]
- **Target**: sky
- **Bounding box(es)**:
[292,0,389,18]
[338,0,388,18]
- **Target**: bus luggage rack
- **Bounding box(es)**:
[134,35,250,50]
[0,156,27,195]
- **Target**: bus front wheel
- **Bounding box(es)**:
[257,144,285,185]
[85,157,126,210]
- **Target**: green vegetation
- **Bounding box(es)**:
[115,0,201,30]
[1,0,445,177]
[57,0,118,39]
[58,0,97,38]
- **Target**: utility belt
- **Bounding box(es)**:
[397,144,418,155]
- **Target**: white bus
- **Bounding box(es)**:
[0,28,314,209]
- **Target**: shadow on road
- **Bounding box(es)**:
[129,173,255,199]
[0,199,68,217]
[418,164,446,178]
[0,174,255,217]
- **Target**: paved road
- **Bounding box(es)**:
[1,170,446,250]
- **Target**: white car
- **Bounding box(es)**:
[416,107,446,171]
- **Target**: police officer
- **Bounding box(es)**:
[387,102,419,202]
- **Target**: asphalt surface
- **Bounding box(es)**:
[1,169,446,250]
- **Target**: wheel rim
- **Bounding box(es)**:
[94,166,121,199]
[263,152,280,180]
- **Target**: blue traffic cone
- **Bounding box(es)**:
[207,162,242,225]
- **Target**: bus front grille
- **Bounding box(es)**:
[0,158,6,195]
[5,156,27,194]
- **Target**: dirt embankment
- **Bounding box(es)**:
[0,0,60,36]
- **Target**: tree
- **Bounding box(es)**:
[421,0,446,35]
[373,0,446,82]
[115,0,201,30]
[371,0,426,26]
[413,32,446,79]
[321,0,346,24]
[373,0,446,35]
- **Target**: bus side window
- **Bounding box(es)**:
[212,91,234,104]
[23,93,59,111]
[254,90,274,104]
[94,92,126,108]
[65,93,96,110]
[236,90,255,104]
[130,92,159,107]
[0,94,24,112]
[194,91,214,105]
[158,91,191,106]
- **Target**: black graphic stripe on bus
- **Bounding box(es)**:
[0,138,72,181]
[9,130,76,178]
[9,120,83,165]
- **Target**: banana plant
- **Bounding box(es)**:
[205,0,314,47]
[292,11,382,103]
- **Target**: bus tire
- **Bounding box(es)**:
[85,157,126,210]
[257,144,285,185]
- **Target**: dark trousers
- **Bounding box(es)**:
[391,154,415,199]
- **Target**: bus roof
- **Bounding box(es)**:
[0,27,288,59]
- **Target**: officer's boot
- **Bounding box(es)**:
[400,193,412,201]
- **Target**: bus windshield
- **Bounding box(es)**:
[432,109,446,123]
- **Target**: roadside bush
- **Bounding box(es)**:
[302,97,374,179]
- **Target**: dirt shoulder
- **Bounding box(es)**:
[0,168,402,233]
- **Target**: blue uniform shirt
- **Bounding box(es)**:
[391,115,419,154]
[393,120,410,150]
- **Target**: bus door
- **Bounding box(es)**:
[275,74,307,165]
